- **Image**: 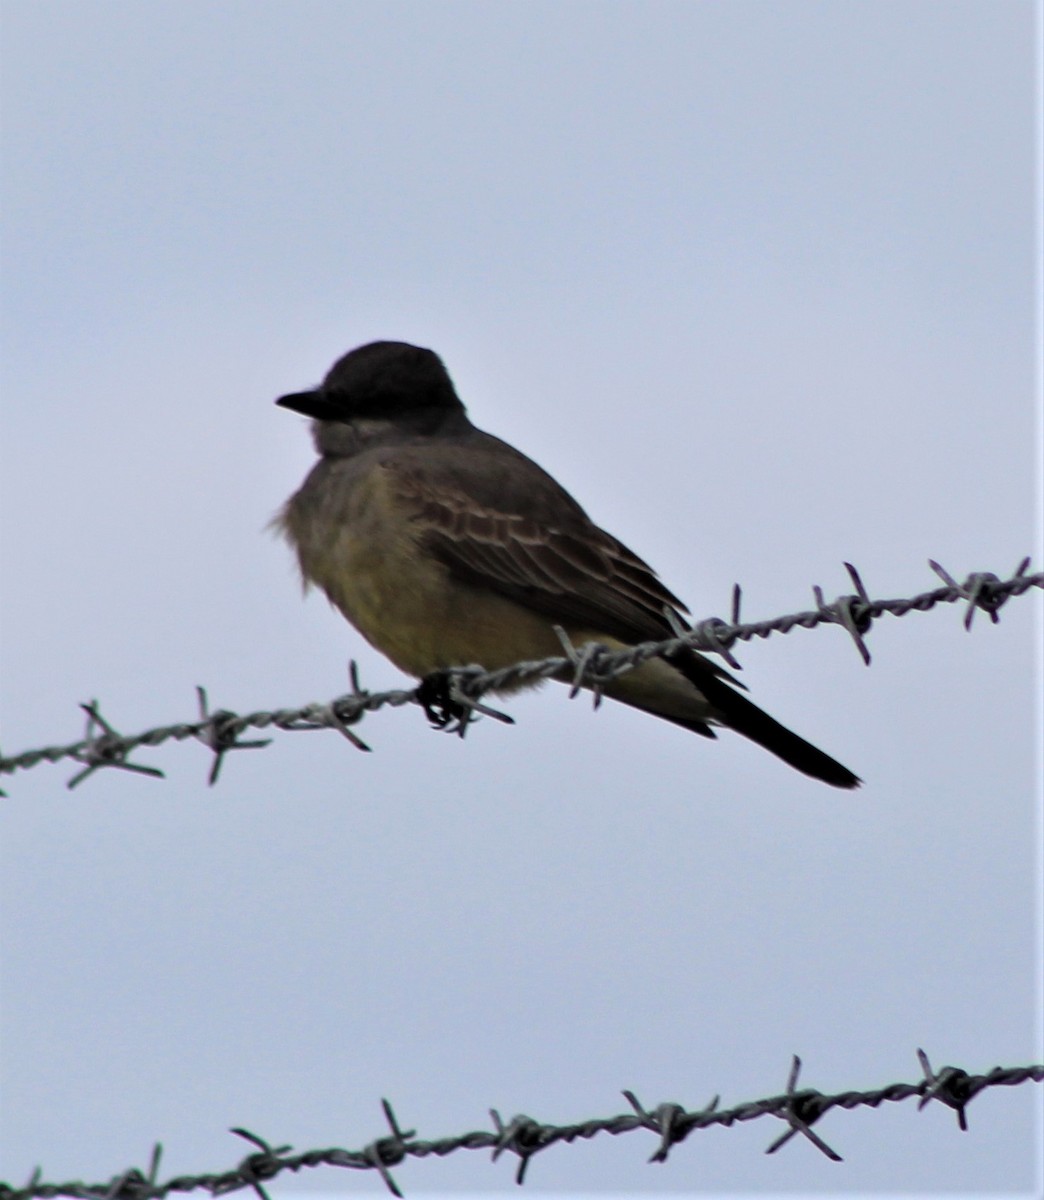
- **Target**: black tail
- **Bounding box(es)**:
[675,652,861,789]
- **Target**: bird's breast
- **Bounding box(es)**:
[279,457,563,681]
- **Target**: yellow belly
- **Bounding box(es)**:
[286,468,564,682]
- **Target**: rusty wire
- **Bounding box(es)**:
[2,1052,1041,1198]
[0,558,1039,791]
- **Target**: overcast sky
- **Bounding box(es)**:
[1,1,1041,1196]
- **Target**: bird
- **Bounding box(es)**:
[274,340,860,788]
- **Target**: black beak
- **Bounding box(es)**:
[275,390,339,419]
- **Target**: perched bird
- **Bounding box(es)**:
[275,340,860,787]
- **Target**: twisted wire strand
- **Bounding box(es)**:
[1,559,1039,789]
[3,1054,1040,1198]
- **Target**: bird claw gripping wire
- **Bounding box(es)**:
[764,1056,843,1162]
[67,702,165,790]
[416,668,514,736]
[194,687,272,785]
[916,1048,973,1131]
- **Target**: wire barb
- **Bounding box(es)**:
[67,702,166,790]
[623,1089,717,1163]
[228,1128,293,1200]
[916,1047,973,1131]
[927,559,1027,630]
[355,1099,414,1198]
[692,616,743,670]
[812,570,874,665]
[553,624,616,706]
[194,687,272,785]
[489,1109,545,1185]
[763,1055,842,1161]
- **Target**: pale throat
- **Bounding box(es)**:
[312,417,402,457]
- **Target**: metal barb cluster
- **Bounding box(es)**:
[0,559,1039,790]
[2,1054,1040,1198]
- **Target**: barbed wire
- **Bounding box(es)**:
[3,1051,1041,1198]
[1,558,1039,791]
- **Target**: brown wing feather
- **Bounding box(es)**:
[384,432,689,644]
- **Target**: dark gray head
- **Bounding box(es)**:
[276,341,465,424]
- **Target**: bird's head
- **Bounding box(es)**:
[276,340,464,426]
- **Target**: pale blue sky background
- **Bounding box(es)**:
[1,1,1041,1195]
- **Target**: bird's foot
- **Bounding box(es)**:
[416,669,514,738]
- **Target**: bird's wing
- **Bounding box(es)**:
[382,432,691,645]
